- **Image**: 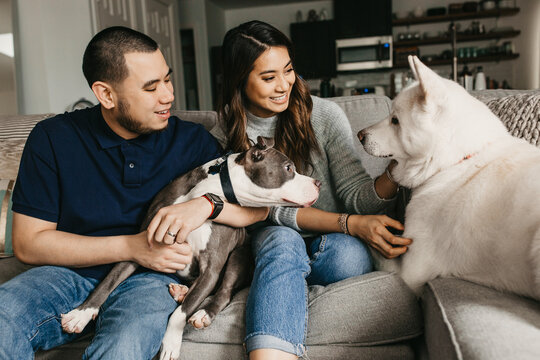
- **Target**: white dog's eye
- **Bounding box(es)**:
[391,117,399,125]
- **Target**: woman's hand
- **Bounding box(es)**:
[146,197,212,247]
[129,231,193,273]
[347,214,412,259]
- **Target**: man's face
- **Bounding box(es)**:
[111,50,174,138]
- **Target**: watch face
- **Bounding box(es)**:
[206,193,223,204]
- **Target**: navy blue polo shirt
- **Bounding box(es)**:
[12,105,221,279]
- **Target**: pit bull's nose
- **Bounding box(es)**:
[314,180,322,189]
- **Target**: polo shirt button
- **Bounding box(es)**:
[129,163,135,168]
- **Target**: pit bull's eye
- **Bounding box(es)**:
[391,117,399,125]
[285,164,293,172]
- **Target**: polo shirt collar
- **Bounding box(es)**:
[91,105,158,150]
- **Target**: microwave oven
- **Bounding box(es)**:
[336,35,393,71]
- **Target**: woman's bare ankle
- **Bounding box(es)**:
[249,348,298,360]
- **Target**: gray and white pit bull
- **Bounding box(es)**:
[60,136,321,360]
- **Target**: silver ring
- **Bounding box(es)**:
[166,230,177,238]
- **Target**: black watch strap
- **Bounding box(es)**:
[203,193,224,220]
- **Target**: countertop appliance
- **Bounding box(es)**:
[336,36,393,71]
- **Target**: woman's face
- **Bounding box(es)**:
[244,46,296,118]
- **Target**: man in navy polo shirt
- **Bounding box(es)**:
[0,27,268,359]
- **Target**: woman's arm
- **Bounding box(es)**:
[374,160,399,199]
[296,207,411,259]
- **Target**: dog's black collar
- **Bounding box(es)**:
[208,153,239,204]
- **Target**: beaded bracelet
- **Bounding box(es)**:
[338,213,350,235]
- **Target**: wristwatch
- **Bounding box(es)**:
[202,193,224,220]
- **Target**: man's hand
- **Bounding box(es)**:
[130,231,193,273]
[348,214,412,259]
[146,197,212,247]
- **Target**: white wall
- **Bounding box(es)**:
[510,0,539,89]
[0,0,17,115]
[206,0,226,48]
[14,0,95,115]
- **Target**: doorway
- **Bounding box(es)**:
[180,29,199,110]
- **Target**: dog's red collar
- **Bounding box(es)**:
[458,153,476,164]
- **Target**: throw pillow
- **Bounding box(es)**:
[486,93,540,147]
[0,113,54,179]
[0,179,15,257]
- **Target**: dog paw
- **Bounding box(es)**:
[168,283,189,303]
[188,309,212,329]
[61,307,98,333]
[159,332,182,360]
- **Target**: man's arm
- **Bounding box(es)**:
[146,197,269,245]
[12,212,193,273]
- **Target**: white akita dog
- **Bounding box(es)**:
[359,55,540,300]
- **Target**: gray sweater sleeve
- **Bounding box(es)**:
[320,100,394,215]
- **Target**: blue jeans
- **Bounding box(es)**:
[0,265,178,360]
[244,226,373,356]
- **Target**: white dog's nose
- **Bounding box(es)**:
[357,130,365,143]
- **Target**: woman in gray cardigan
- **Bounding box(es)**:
[213,20,412,360]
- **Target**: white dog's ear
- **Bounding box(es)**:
[408,56,419,80]
[408,55,446,104]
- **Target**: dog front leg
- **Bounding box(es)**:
[399,253,439,297]
[61,261,139,333]
[189,245,252,328]
[160,261,225,360]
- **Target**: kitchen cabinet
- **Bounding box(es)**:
[334,0,392,38]
[290,20,336,80]
[392,7,520,69]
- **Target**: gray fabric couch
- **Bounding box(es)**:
[0,89,538,360]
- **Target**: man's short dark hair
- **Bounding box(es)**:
[82,26,158,88]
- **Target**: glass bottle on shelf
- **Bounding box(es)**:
[474,66,486,90]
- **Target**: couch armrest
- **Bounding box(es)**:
[423,277,540,360]
[0,256,35,285]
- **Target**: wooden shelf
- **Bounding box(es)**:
[393,53,519,68]
[393,8,519,26]
[395,30,520,47]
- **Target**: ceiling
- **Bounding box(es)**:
[208,0,325,10]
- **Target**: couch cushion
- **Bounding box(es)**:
[182,271,423,346]
[0,114,54,179]
[424,277,540,360]
[329,95,392,178]
[171,110,217,131]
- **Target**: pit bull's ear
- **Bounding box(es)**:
[251,148,265,162]
[408,55,446,104]
[256,136,275,149]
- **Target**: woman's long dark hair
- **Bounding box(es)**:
[217,20,319,174]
